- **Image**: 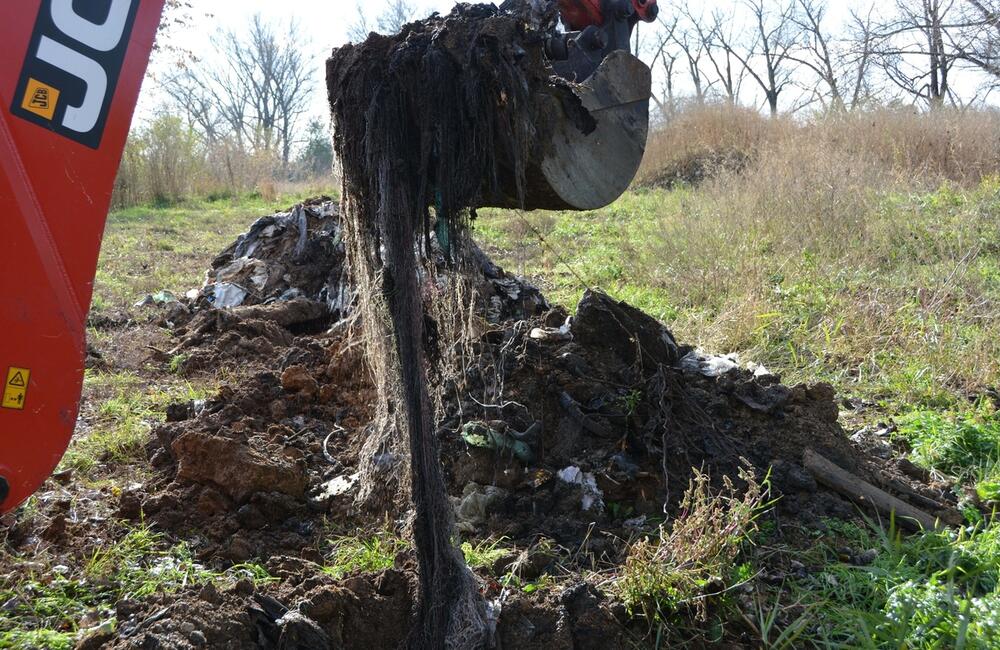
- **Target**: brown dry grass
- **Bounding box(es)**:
[638,104,1000,189]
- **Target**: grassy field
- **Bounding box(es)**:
[93,189,332,313]
[475,107,1000,647]
[5,107,1000,648]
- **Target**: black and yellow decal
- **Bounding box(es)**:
[10,0,140,149]
[1,367,31,411]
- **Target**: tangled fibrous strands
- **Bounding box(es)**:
[327,2,584,647]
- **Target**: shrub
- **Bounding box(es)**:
[638,104,1000,190]
[618,462,770,630]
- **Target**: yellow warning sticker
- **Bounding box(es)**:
[2,367,31,410]
[21,78,59,121]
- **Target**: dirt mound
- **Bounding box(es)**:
[87,195,959,647]
[106,563,414,650]
[200,198,348,311]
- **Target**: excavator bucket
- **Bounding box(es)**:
[534,51,651,211]
[485,0,657,211]
[483,51,652,212]
[0,0,164,513]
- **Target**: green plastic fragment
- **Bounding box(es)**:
[461,421,535,464]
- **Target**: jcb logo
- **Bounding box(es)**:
[11,0,140,149]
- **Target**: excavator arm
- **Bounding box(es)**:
[0,0,165,513]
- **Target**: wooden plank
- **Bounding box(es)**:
[803,448,942,531]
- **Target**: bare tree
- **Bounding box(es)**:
[148,1,214,74]
[872,0,962,109]
[790,0,846,111]
[349,0,417,41]
[954,0,1000,82]
[648,17,681,119]
[670,19,710,104]
[843,6,879,110]
[160,69,224,142]
[701,9,748,104]
[162,15,313,170]
[346,7,374,43]
[378,0,418,32]
[722,0,799,116]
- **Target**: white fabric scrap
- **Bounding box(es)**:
[557,466,604,512]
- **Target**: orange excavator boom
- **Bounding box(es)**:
[0,0,165,513]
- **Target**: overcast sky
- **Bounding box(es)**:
[136,0,989,131]
[138,0,451,121]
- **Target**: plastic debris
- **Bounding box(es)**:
[134,290,177,308]
[461,421,537,464]
[557,466,604,512]
[313,473,360,500]
[209,283,249,309]
[529,319,572,343]
[453,482,508,533]
[200,199,349,312]
[679,350,740,377]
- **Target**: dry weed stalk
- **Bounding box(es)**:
[620,461,770,624]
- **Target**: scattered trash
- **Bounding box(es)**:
[850,427,894,459]
[557,466,605,513]
[680,350,740,377]
[461,421,537,464]
[134,290,177,308]
[199,198,349,312]
[207,283,249,309]
[453,483,508,533]
[529,320,572,343]
[313,474,359,501]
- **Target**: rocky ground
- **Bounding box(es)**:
[1,199,968,649]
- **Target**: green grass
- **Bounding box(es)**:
[63,371,212,477]
[782,517,1000,648]
[0,523,275,650]
[461,538,510,570]
[322,532,408,579]
[894,408,1000,504]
